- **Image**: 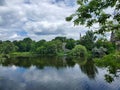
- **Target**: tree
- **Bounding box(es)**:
[32,39,46,52]
[22,37,33,52]
[13,37,33,52]
[52,40,63,52]
[79,30,96,51]
[44,41,57,55]
[52,37,66,42]
[115,30,120,40]
[35,40,46,47]
[36,46,46,54]
[71,45,88,57]
[95,38,115,54]
[66,0,120,34]
[0,40,2,44]
[36,41,58,55]
[65,38,76,50]
[0,41,17,54]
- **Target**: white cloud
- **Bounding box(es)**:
[9,33,19,39]
[0,0,87,41]
[0,65,120,90]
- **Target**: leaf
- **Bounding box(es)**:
[77,0,83,5]
[74,19,80,25]
[66,16,73,21]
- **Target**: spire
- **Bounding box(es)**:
[80,33,81,40]
[110,31,115,43]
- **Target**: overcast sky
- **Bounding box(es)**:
[0,0,90,41]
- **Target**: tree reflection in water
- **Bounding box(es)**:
[105,66,120,83]
[0,56,76,69]
[72,57,98,79]
[0,56,120,83]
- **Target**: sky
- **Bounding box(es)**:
[0,0,113,41]
[0,0,91,41]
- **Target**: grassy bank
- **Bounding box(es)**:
[10,52,64,57]
[10,52,33,57]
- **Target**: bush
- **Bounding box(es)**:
[94,52,120,68]
[71,45,88,57]
[95,39,115,54]
[92,47,107,58]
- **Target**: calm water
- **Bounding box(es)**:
[0,56,120,90]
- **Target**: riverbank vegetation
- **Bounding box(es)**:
[0,0,120,68]
[0,30,117,59]
[94,52,120,83]
[65,0,120,77]
[94,52,120,68]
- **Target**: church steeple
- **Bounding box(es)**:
[110,31,115,43]
[110,30,120,51]
[80,33,81,40]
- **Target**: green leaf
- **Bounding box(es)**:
[66,16,73,21]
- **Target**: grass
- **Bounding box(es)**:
[57,51,67,56]
[10,52,59,57]
[10,52,33,57]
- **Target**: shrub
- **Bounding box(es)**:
[71,45,88,57]
[92,47,107,58]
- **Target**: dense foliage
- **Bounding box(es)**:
[78,30,96,51]
[95,38,116,54]
[65,38,76,50]
[0,41,17,54]
[94,52,120,83]
[0,31,117,57]
[71,45,88,57]
[66,0,120,34]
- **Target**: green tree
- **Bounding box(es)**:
[95,38,115,54]
[52,37,66,42]
[44,41,57,55]
[66,0,120,34]
[22,37,33,52]
[36,46,46,54]
[65,38,76,50]
[115,30,120,40]
[35,40,46,47]
[13,37,33,52]
[0,40,2,44]
[36,41,58,55]
[79,30,96,51]
[32,39,46,52]
[71,45,88,57]
[0,41,17,54]
[52,40,63,52]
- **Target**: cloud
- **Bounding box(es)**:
[0,0,86,41]
[0,65,120,90]
[0,0,5,6]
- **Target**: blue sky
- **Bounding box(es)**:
[0,0,88,41]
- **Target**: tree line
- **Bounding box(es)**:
[0,30,116,58]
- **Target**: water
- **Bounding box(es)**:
[0,56,120,90]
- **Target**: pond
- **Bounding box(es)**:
[0,56,120,90]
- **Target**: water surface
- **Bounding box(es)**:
[0,56,120,90]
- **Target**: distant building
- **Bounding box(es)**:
[80,33,82,40]
[116,41,120,51]
[110,31,120,51]
[110,31,116,43]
